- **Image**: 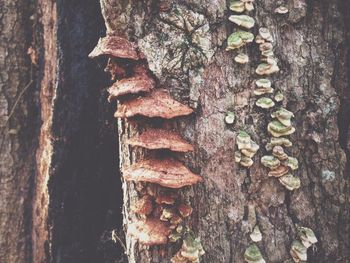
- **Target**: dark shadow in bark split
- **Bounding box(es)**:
[48,0,125,262]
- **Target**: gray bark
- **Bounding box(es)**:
[0,1,38,262]
[99,0,350,262]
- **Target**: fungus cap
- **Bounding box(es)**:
[268,165,289,177]
[256,97,275,109]
[275,6,289,14]
[268,121,295,137]
[290,240,307,262]
[240,156,254,167]
[229,1,245,13]
[279,174,301,191]
[132,195,154,215]
[244,244,265,263]
[274,91,284,102]
[261,155,280,170]
[115,89,193,119]
[272,146,289,160]
[271,108,294,127]
[254,87,274,96]
[225,111,236,124]
[236,131,252,150]
[241,141,259,158]
[245,2,254,11]
[297,226,318,248]
[255,79,271,88]
[127,128,194,152]
[235,151,242,163]
[283,157,299,170]
[235,53,249,64]
[250,225,262,242]
[256,63,280,75]
[155,194,176,205]
[123,158,203,189]
[89,36,139,60]
[108,75,155,100]
[178,204,193,218]
[229,15,255,29]
[259,27,273,42]
[266,137,293,151]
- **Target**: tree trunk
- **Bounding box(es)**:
[98,0,350,262]
[0,1,38,262]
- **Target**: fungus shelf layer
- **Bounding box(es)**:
[108,75,155,100]
[128,218,171,246]
[114,89,194,119]
[123,158,202,188]
[127,128,194,152]
[88,35,139,60]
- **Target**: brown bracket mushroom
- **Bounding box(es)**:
[127,128,194,152]
[108,74,155,100]
[88,35,140,60]
[128,218,171,246]
[114,89,194,119]
[123,158,203,189]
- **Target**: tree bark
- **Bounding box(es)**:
[98,0,350,262]
[0,1,38,262]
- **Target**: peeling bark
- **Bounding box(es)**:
[97,0,350,262]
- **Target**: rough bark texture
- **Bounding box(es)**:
[98,0,350,262]
[0,1,38,262]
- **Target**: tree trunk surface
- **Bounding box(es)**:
[0,1,38,262]
[99,0,350,262]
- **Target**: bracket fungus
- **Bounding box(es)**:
[272,146,288,160]
[115,89,193,119]
[241,141,260,158]
[123,158,203,189]
[258,27,273,42]
[271,108,294,127]
[240,156,254,167]
[261,155,281,170]
[229,15,255,29]
[171,235,205,263]
[265,137,293,150]
[250,225,262,242]
[256,78,271,88]
[227,31,255,50]
[255,97,275,109]
[278,174,301,191]
[108,75,155,100]
[283,157,299,170]
[256,63,280,75]
[127,128,194,152]
[290,240,307,262]
[236,131,252,150]
[128,218,171,246]
[268,120,296,137]
[89,35,139,60]
[275,6,289,14]
[155,194,176,205]
[244,244,266,263]
[225,111,236,124]
[178,204,193,218]
[235,53,249,64]
[274,91,284,102]
[132,195,154,215]
[229,0,255,13]
[297,226,318,248]
[268,165,289,177]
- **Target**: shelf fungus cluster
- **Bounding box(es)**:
[89,35,204,261]
[248,23,301,191]
[235,131,259,168]
[227,0,256,63]
[290,226,318,262]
